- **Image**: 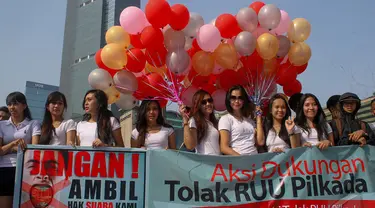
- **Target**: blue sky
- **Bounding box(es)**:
[0,0,374,108]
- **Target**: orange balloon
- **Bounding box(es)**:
[105,26,130,48]
[288,42,311,66]
[145,63,167,76]
[104,86,121,104]
[263,58,279,77]
[192,51,214,76]
[287,18,311,43]
[213,43,239,70]
[101,43,127,69]
[256,33,279,60]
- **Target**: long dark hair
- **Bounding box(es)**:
[135,100,172,147]
[225,85,254,119]
[82,89,117,144]
[295,93,328,140]
[191,90,218,144]
[39,92,67,145]
[6,92,32,120]
[263,94,291,146]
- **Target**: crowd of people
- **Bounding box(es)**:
[0,87,374,207]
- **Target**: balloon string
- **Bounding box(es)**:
[143,50,185,104]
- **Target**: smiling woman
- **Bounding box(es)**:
[0,92,41,208]
[179,90,220,155]
[131,100,176,150]
[295,93,333,149]
[39,91,76,146]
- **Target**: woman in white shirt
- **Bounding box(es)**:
[131,100,176,150]
[263,94,301,153]
[219,85,264,156]
[179,90,220,155]
[39,91,76,145]
[77,90,124,147]
[295,93,334,149]
[0,92,41,208]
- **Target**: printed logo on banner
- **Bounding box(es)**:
[15,148,146,208]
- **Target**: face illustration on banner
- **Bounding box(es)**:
[22,150,70,208]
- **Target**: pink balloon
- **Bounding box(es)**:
[134,71,145,78]
[212,62,224,75]
[197,24,222,52]
[212,89,227,111]
[272,10,291,35]
[252,27,268,38]
[120,7,148,35]
[181,86,199,107]
[113,71,138,93]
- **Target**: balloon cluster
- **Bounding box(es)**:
[89,0,312,111]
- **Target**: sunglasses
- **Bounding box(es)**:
[230,96,244,101]
[201,98,213,105]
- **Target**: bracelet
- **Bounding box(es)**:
[288,133,295,137]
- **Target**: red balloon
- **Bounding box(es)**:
[141,26,164,50]
[169,4,189,31]
[276,65,298,86]
[166,69,185,83]
[187,47,200,58]
[217,69,241,91]
[283,79,302,97]
[145,47,167,67]
[95,49,117,77]
[295,63,308,74]
[201,83,216,95]
[215,14,241,38]
[134,75,152,99]
[130,34,145,49]
[126,48,146,73]
[187,70,212,87]
[192,39,201,51]
[158,99,168,108]
[145,0,171,28]
[147,73,172,98]
[249,1,265,14]
[241,52,263,69]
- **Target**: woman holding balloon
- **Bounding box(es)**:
[179,90,220,155]
[263,94,301,153]
[219,85,264,156]
[76,89,124,147]
[131,100,176,150]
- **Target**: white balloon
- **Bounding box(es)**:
[184,36,193,50]
[183,13,204,38]
[115,93,137,110]
[210,18,216,26]
[258,4,281,30]
[88,68,113,90]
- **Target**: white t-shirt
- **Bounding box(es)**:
[77,117,120,146]
[266,126,301,152]
[189,117,220,155]
[218,114,257,155]
[0,118,41,167]
[298,123,333,146]
[49,119,76,145]
[131,126,174,150]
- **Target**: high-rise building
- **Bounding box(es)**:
[25,81,59,122]
[59,0,141,121]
